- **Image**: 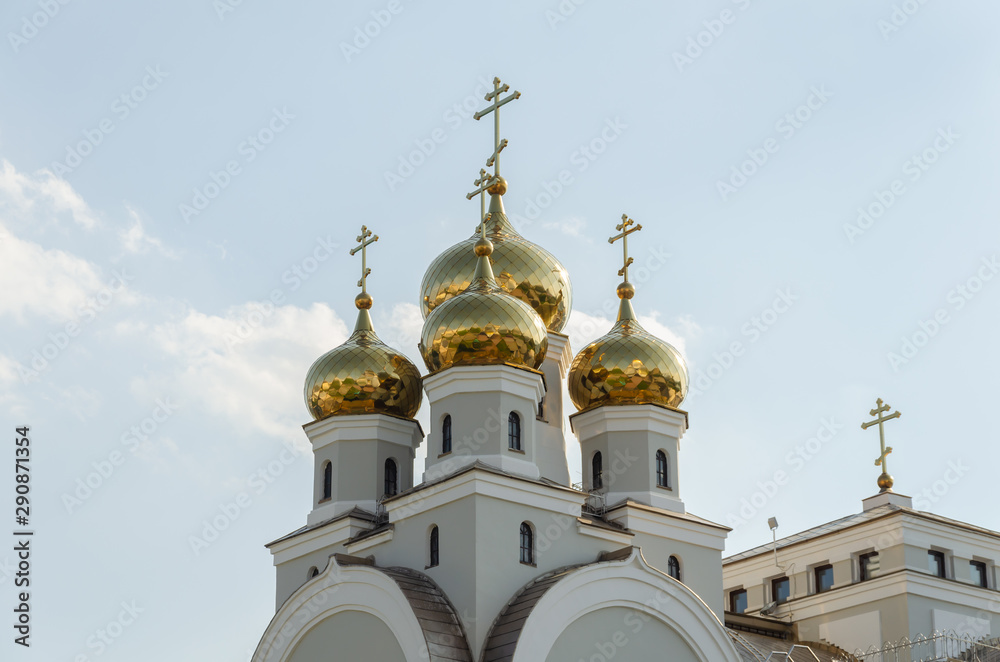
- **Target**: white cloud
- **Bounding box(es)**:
[132,302,350,440]
[0,159,98,229]
[120,205,178,258]
[542,216,591,241]
[376,302,425,368]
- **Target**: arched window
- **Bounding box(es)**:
[442,415,452,454]
[656,450,670,488]
[429,526,439,567]
[668,555,681,581]
[519,522,533,565]
[308,566,319,578]
[508,412,521,450]
[592,452,603,490]
[384,458,398,497]
[321,461,332,501]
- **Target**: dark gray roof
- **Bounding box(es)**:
[724,504,1000,565]
[335,556,473,662]
[265,506,376,548]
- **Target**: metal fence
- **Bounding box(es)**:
[855,631,1000,662]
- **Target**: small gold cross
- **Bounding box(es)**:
[473,77,520,178]
[349,225,378,290]
[861,398,901,492]
[608,214,643,281]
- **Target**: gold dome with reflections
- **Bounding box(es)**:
[304,226,423,421]
[419,234,548,373]
[420,181,573,333]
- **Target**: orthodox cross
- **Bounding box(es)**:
[349,225,379,290]
[608,214,643,281]
[466,168,492,228]
[473,76,520,178]
[861,398,901,488]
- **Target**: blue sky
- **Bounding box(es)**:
[1,0,998,659]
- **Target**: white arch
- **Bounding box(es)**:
[252,561,429,662]
[511,548,741,662]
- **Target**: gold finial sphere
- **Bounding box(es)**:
[487,176,507,196]
[355,292,373,310]
[877,472,894,492]
[474,238,494,257]
[617,281,635,300]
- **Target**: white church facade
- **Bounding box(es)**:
[250,80,1000,662]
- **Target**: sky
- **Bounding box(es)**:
[1,0,998,659]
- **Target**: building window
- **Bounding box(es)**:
[321,461,332,501]
[537,398,545,419]
[655,450,669,488]
[384,458,398,497]
[859,552,879,582]
[814,564,834,593]
[519,522,533,565]
[668,556,681,581]
[772,577,790,604]
[508,412,521,451]
[429,526,439,568]
[592,452,603,490]
[972,561,988,588]
[929,550,946,578]
[441,415,452,454]
[729,589,748,614]
[308,566,319,578]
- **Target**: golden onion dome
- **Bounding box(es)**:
[568,281,688,412]
[420,178,572,332]
[304,292,423,420]
[419,233,548,373]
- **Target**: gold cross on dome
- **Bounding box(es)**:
[861,398,901,491]
[349,225,379,290]
[466,168,493,228]
[473,77,520,178]
[608,214,643,281]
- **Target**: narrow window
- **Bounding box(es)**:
[308,566,319,578]
[519,522,533,565]
[592,452,603,490]
[655,450,669,488]
[859,552,879,581]
[321,461,332,501]
[929,550,946,578]
[537,398,545,419]
[815,564,834,593]
[429,526,439,568]
[384,458,398,497]
[729,589,748,614]
[508,412,521,450]
[772,577,790,604]
[972,561,988,588]
[668,556,681,581]
[441,415,452,455]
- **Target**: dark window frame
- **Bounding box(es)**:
[655,450,670,488]
[592,452,603,490]
[429,526,439,568]
[772,576,790,604]
[384,458,398,497]
[321,461,332,501]
[519,522,533,565]
[814,564,834,593]
[729,589,748,614]
[859,551,879,582]
[441,415,452,455]
[972,560,988,588]
[668,556,681,581]
[929,550,946,578]
[508,412,521,451]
